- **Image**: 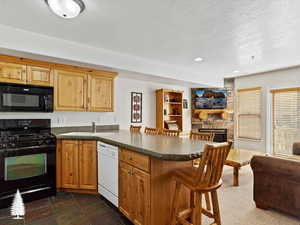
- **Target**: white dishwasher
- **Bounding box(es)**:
[97,141,118,207]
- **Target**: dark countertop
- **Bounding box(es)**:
[56,130,212,161]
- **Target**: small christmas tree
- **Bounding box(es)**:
[11,189,25,220]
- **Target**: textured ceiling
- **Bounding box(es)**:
[0,0,299,84]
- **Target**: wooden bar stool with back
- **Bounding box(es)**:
[171,142,232,225]
[162,129,180,137]
[130,125,142,132]
[144,127,160,135]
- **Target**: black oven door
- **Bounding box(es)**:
[0,145,56,207]
[0,82,53,112]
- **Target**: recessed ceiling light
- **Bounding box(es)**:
[45,0,85,19]
[194,57,203,62]
[233,70,240,73]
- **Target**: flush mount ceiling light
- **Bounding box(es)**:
[45,0,85,19]
[194,57,203,62]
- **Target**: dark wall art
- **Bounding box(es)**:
[131,92,143,123]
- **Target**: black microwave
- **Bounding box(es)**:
[0,82,53,112]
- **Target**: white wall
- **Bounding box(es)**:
[115,77,191,131]
[234,66,300,153]
[0,73,192,131]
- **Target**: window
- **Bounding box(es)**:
[237,88,262,140]
[272,88,300,156]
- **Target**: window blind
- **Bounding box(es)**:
[272,88,300,155]
[237,88,261,139]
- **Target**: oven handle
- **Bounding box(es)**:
[3,144,56,152]
[0,186,52,200]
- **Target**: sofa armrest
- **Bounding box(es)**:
[251,155,300,180]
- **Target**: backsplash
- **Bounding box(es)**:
[0,111,118,127]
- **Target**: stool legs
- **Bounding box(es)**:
[171,186,222,225]
[171,181,182,225]
[192,192,202,225]
[204,193,211,211]
[211,190,221,225]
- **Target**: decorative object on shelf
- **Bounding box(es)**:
[45,0,86,19]
[131,92,143,123]
[183,99,188,109]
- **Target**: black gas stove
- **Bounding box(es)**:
[0,119,56,209]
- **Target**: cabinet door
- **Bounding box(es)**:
[54,70,87,111]
[79,141,97,190]
[119,162,133,219]
[88,75,114,112]
[27,66,53,86]
[61,140,79,189]
[0,62,26,84]
[132,168,150,225]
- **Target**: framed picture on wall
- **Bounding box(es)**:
[183,99,188,109]
[131,92,143,123]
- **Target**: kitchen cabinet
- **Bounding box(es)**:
[0,61,27,84]
[119,151,150,225]
[119,161,134,219]
[61,140,97,192]
[27,66,53,86]
[132,167,150,225]
[87,74,114,112]
[54,70,115,112]
[54,70,87,111]
[79,141,97,190]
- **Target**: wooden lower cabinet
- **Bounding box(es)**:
[119,161,150,225]
[79,141,97,190]
[119,161,134,219]
[132,168,150,225]
[60,140,97,192]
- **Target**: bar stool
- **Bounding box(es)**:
[171,142,232,225]
[189,131,215,212]
[144,127,159,135]
[130,125,142,132]
[190,131,215,142]
[162,129,180,137]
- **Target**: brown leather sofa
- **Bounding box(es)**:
[251,155,300,217]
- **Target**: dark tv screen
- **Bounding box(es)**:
[194,89,227,109]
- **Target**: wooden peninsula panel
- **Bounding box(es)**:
[150,158,192,225]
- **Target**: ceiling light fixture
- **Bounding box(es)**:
[233,70,240,73]
[194,57,203,62]
[45,0,85,19]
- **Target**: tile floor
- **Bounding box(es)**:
[0,192,132,225]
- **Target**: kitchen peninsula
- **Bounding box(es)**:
[57,130,210,225]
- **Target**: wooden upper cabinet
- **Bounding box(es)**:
[27,66,53,86]
[61,140,79,189]
[87,74,114,112]
[54,70,87,111]
[79,141,97,190]
[0,62,26,84]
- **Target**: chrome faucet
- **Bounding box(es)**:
[92,122,97,133]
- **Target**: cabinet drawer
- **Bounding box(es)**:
[119,149,150,172]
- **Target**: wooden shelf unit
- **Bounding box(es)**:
[156,89,183,131]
